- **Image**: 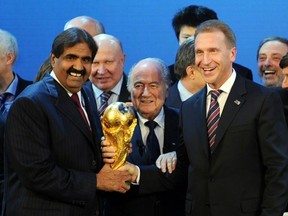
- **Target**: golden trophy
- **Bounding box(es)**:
[101,102,137,169]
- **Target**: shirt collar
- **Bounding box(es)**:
[93,75,124,99]
[137,107,165,128]
[50,71,80,96]
[206,69,236,95]
[177,80,193,101]
[5,73,19,96]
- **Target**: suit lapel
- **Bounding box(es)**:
[163,106,179,153]
[213,75,247,150]
[128,124,151,165]
[44,76,94,145]
[197,89,211,158]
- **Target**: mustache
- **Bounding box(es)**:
[66,66,87,76]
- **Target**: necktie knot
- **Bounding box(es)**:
[0,92,13,114]
[210,90,222,101]
[99,91,112,116]
[71,93,81,108]
[145,120,158,130]
[71,93,90,129]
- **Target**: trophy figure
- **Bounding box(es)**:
[101,102,137,169]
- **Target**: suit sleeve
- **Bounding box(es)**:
[258,91,288,215]
[5,97,96,203]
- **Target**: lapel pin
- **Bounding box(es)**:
[234,100,241,105]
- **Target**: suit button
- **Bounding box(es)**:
[209,177,215,182]
[92,160,97,166]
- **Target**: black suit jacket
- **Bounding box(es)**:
[168,63,253,86]
[165,81,182,109]
[4,75,103,216]
[140,75,288,216]
[105,106,186,216]
[0,74,32,212]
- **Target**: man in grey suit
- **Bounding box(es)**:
[125,20,288,216]
[3,28,133,216]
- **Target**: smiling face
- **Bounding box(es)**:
[130,60,168,120]
[195,30,236,89]
[51,42,93,93]
[257,40,288,88]
[90,35,125,91]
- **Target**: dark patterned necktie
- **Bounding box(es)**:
[98,91,112,116]
[145,120,160,163]
[0,93,13,115]
[71,93,90,129]
[207,90,222,153]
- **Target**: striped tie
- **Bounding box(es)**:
[98,91,112,116]
[207,90,222,152]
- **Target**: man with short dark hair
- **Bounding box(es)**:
[4,28,133,216]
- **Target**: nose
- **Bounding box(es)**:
[202,53,211,65]
[74,59,84,71]
[97,64,106,74]
[142,86,151,96]
[263,58,273,66]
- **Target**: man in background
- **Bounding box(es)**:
[169,5,253,85]
[87,34,130,116]
[257,37,288,88]
[0,29,32,214]
[165,37,205,109]
[64,15,105,36]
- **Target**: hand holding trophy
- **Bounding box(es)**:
[101,102,137,169]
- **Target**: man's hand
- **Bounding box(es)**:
[156,151,177,174]
[101,138,132,164]
[119,162,139,183]
[96,164,132,193]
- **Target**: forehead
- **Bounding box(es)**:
[195,30,226,49]
[95,40,122,57]
[259,41,288,56]
[132,62,162,82]
[62,43,92,56]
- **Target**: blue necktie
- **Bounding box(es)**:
[98,91,112,116]
[145,120,160,163]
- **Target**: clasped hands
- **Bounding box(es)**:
[101,139,177,183]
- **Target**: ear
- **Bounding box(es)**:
[230,47,237,62]
[6,53,15,64]
[50,53,56,68]
[186,65,195,79]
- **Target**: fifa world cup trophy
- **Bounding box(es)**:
[101,102,137,169]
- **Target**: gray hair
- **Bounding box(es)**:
[0,29,18,64]
[174,37,195,79]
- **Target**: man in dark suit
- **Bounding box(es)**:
[126,20,288,216]
[0,29,32,215]
[86,34,130,116]
[166,37,205,109]
[168,5,253,86]
[103,58,186,216]
[3,28,133,216]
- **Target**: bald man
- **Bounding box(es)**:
[84,34,130,116]
[64,15,105,37]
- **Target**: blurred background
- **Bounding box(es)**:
[1,0,287,84]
